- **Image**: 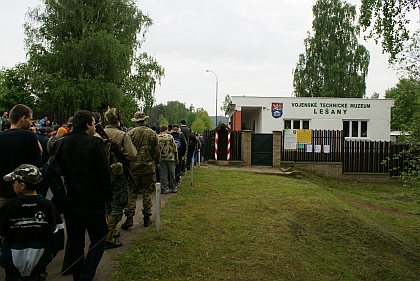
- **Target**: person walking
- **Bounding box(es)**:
[121,112,160,230]
[54,110,112,281]
[158,125,178,194]
[102,108,137,249]
[0,104,42,207]
[170,124,187,187]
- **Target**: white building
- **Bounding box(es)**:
[226,96,394,141]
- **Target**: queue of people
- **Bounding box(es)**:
[0,104,199,281]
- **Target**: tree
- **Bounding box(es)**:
[359,0,420,62]
[164,101,188,125]
[148,103,165,126]
[393,29,420,80]
[293,0,370,98]
[191,118,205,133]
[196,108,213,130]
[0,64,36,112]
[24,0,164,115]
[385,78,420,132]
[370,92,380,99]
[220,94,232,116]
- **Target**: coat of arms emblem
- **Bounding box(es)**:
[271,102,283,118]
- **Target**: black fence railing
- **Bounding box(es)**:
[282,130,343,162]
[203,130,242,161]
[230,130,242,161]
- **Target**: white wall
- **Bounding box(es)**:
[231,96,394,141]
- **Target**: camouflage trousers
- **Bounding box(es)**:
[106,173,129,221]
[124,172,155,217]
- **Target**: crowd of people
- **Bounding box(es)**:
[0,104,203,281]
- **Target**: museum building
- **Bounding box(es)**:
[226,96,394,141]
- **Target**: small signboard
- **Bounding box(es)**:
[284,129,297,150]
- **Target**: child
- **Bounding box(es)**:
[0,164,64,280]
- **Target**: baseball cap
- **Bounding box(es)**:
[3,164,42,184]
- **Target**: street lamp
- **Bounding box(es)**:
[206,69,218,128]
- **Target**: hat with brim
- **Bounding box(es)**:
[3,164,42,184]
[131,111,149,122]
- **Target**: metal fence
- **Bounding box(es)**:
[282,130,343,162]
[203,130,242,161]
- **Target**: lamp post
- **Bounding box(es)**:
[206,69,218,128]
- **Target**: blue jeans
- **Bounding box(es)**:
[64,204,107,281]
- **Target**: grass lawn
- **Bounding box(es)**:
[112,168,420,281]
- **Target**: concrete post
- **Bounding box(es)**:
[272,131,282,167]
[242,130,252,166]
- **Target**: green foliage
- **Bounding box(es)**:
[23,0,163,115]
[191,118,205,133]
[393,29,420,80]
[158,116,169,126]
[164,101,189,125]
[0,64,36,111]
[196,108,213,130]
[220,94,232,116]
[293,0,369,98]
[359,0,420,62]
[148,103,165,126]
[385,78,420,131]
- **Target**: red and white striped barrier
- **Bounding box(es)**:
[214,130,218,160]
[227,129,231,161]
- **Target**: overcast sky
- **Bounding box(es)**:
[0,0,418,116]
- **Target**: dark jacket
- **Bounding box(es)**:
[0,129,42,198]
[54,130,112,208]
[170,131,187,158]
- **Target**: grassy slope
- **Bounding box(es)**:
[112,169,420,281]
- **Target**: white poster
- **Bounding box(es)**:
[314,145,321,153]
[323,145,330,154]
[284,129,297,150]
[306,144,312,152]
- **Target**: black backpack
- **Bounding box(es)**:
[39,141,68,214]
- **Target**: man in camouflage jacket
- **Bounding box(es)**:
[158,125,178,194]
[121,112,160,229]
[103,108,137,248]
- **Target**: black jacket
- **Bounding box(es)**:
[54,130,112,208]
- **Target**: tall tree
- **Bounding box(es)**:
[393,29,420,80]
[164,101,188,125]
[385,78,420,132]
[359,0,420,62]
[24,0,163,114]
[293,0,370,98]
[0,64,36,112]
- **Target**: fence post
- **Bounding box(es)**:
[242,130,252,166]
[272,131,282,167]
[155,182,161,236]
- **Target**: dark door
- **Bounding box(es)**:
[251,134,273,166]
[217,128,228,160]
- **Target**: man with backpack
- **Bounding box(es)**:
[158,125,178,194]
[171,124,187,187]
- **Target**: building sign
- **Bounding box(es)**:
[290,102,371,115]
[271,102,283,118]
[296,129,312,143]
[284,129,297,150]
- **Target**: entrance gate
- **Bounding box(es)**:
[251,134,273,166]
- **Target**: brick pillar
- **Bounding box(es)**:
[272,131,282,167]
[242,130,252,166]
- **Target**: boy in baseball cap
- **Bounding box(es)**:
[0,164,64,280]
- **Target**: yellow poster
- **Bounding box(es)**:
[296,129,312,144]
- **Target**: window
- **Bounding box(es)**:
[293,120,300,129]
[343,120,368,138]
[284,120,310,130]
